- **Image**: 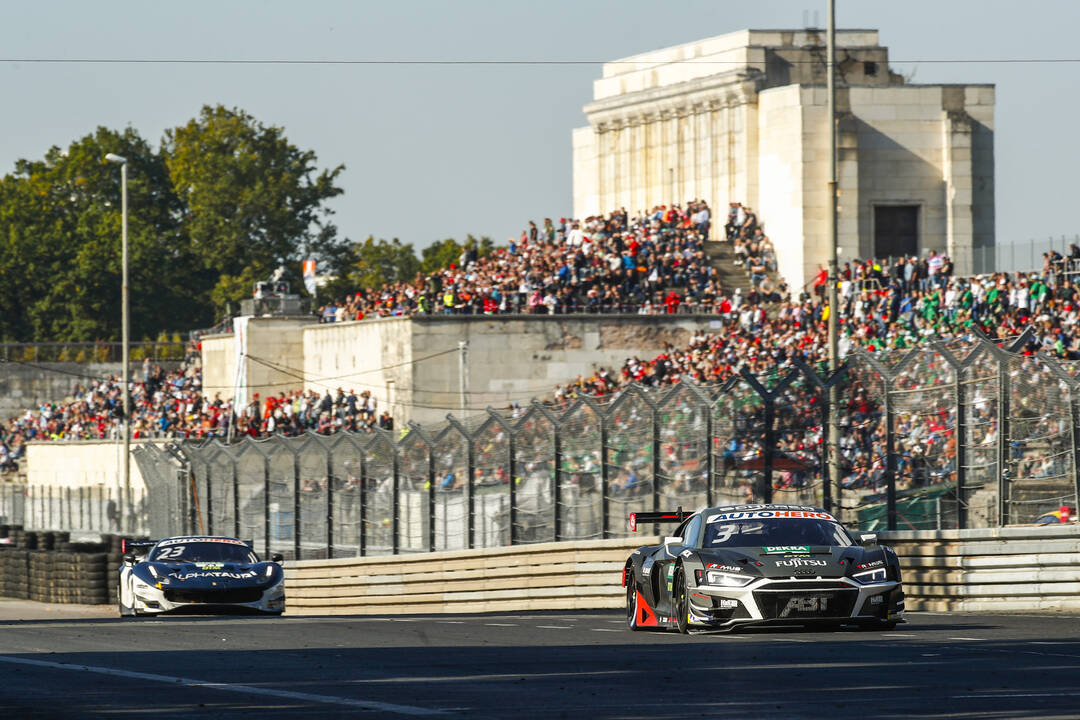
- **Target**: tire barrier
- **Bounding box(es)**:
[0,525,132,605]
[881,525,1080,612]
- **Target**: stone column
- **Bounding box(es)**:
[942,110,975,275]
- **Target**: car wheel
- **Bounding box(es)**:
[626,569,642,631]
[117,581,134,618]
[674,567,690,635]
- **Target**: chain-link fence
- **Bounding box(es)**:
[16,328,1080,553]
[0,482,150,535]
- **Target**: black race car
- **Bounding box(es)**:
[623,504,905,632]
[118,536,285,616]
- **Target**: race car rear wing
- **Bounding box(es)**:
[120,539,157,555]
[629,508,692,532]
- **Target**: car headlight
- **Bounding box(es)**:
[852,567,888,584]
[705,571,754,587]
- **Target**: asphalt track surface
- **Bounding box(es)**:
[1,600,1080,719]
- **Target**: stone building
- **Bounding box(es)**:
[572,29,995,288]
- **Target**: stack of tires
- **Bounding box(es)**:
[0,525,29,599]
[0,529,134,606]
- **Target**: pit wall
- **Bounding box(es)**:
[285,526,1080,616]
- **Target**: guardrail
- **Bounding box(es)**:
[284,536,655,616]
[286,526,1080,617]
[881,525,1080,613]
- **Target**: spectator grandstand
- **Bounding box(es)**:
[313,200,790,320]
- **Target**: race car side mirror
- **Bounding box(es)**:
[858,533,878,547]
[122,553,137,566]
[271,553,284,563]
[663,536,683,548]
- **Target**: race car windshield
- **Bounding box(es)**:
[703,519,853,548]
[150,542,258,564]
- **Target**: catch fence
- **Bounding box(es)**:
[113,328,1080,561]
[7,329,1076,556]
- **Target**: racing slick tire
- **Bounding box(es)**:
[674,566,690,635]
[117,581,136,618]
[626,569,643,631]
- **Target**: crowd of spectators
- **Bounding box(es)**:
[316,201,761,320]
[0,346,397,474]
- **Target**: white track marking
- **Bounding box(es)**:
[948,637,986,641]
[437,621,465,624]
[0,655,445,716]
[591,628,622,632]
[882,633,915,637]
[953,692,1080,699]
[484,623,517,627]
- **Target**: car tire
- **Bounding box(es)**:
[626,569,642,631]
[674,567,690,635]
[117,581,135,617]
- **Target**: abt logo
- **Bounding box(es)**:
[779,595,829,617]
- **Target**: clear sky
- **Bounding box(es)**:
[1,1,1077,255]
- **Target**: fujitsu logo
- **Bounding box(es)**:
[775,558,828,568]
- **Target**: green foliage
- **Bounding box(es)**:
[420,234,496,274]
[0,105,347,341]
[320,236,420,299]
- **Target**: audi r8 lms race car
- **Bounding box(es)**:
[623,504,904,632]
[118,535,285,616]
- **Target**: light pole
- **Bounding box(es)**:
[825,1,841,514]
[105,152,130,533]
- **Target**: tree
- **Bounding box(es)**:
[162,105,345,314]
[420,234,495,274]
[0,105,348,341]
[0,127,189,341]
[320,236,420,300]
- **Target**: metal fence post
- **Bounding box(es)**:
[508,428,517,546]
[233,462,240,539]
[359,450,368,557]
[587,398,609,540]
[263,455,271,559]
[651,401,661,524]
[996,354,1010,528]
[552,418,563,543]
[763,395,775,504]
[884,381,897,531]
[391,440,400,555]
[205,460,214,536]
[292,449,302,560]
[467,431,476,549]
[326,448,335,559]
[954,362,967,529]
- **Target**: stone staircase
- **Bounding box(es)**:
[702,240,754,296]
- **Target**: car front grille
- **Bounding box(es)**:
[164,588,263,604]
[754,587,858,619]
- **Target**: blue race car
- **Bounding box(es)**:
[118,536,285,616]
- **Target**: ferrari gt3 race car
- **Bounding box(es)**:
[623,504,904,632]
[118,535,285,616]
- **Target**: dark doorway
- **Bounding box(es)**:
[874,205,919,258]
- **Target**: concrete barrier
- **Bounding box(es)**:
[284,536,657,616]
[285,526,1080,616]
[881,525,1080,613]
